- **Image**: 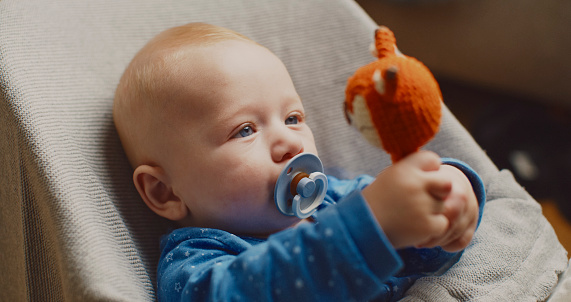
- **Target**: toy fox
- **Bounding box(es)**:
[345,26,442,162]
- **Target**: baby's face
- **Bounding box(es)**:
[161,40,317,237]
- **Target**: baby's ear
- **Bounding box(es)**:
[133,165,188,221]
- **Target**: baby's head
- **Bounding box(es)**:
[113,23,317,237]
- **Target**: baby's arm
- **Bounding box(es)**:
[157,192,402,302]
[362,151,482,252]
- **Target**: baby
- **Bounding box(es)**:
[113,23,485,301]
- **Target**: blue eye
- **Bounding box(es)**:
[235,125,255,138]
[285,116,299,125]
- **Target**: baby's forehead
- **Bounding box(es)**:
[146,39,273,121]
[156,40,240,82]
[158,40,261,93]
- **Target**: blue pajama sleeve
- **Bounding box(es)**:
[157,190,402,302]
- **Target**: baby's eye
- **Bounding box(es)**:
[233,125,255,138]
[285,115,299,125]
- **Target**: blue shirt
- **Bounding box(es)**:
[157,159,486,301]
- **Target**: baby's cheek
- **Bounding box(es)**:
[226,168,272,201]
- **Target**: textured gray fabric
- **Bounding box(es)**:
[549,259,571,301]
[0,0,567,301]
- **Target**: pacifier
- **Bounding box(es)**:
[274,153,328,219]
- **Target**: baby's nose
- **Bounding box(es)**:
[271,131,304,163]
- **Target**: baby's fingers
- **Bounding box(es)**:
[414,214,449,249]
[442,211,478,251]
[440,229,476,252]
[423,210,478,251]
[428,214,449,243]
[427,178,452,202]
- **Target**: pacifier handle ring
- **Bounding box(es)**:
[292,172,327,218]
[274,153,327,218]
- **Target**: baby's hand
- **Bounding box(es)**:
[417,165,479,252]
[362,151,452,249]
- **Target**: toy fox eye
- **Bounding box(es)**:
[285,115,299,125]
[233,125,255,138]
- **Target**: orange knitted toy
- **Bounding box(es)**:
[345,26,442,162]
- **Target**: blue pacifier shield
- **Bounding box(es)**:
[274,153,328,219]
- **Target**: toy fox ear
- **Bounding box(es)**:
[373,66,398,95]
[373,69,385,94]
[386,66,398,80]
[133,165,189,221]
